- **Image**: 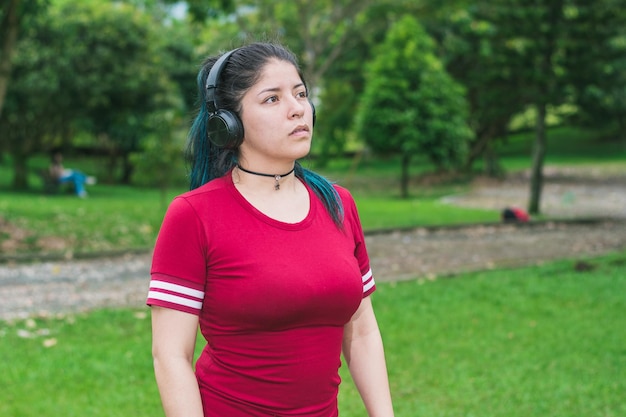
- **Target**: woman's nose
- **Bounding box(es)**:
[288,97,305,119]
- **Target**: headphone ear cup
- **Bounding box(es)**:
[207,109,244,148]
[309,99,316,127]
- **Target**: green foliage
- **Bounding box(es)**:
[355,15,472,171]
[313,78,361,160]
[563,0,626,141]
[222,0,389,163]
[0,0,192,188]
[46,1,182,183]
[130,131,186,189]
[130,116,188,207]
[427,5,527,172]
[0,0,51,117]
[3,0,626,214]
[232,0,375,89]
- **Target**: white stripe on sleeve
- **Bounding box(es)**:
[149,280,204,299]
[362,268,375,293]
[147,291,203,310]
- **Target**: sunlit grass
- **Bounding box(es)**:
[0,175,499,256]
[354,196,497,229]
[339,252,626,417]
[0,185,178,255]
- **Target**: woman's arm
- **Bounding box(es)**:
[151,306,204,417]
[342,296,394,417]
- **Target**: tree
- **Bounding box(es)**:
[118,0,235,20]
[0,0,49,119]
[0,4,60,189]
[313,0,423,162]
[130,110,186,208]
[0,0,19,119]
[448,0,568,215]
[430,1,625,213]
[426,5,527,176]
[564,0,626,144]
[355,15,472,198]
[232,0,375,91]
[491,0,569,215]
[56,2,179,183]
[523,1,567,215]
[0,1,182,189]
[180,0,385,162]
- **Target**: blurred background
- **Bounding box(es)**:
[2,0,624,196]
[1,2,625,416]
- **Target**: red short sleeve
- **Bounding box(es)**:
[148,196,208,315]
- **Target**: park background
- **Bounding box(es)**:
[1,0,625,416]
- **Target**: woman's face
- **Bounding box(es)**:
[238,59,314,167]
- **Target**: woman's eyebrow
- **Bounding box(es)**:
[257,83,305,97]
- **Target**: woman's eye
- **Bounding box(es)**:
[296,91,307,98]
[264,96,278,103]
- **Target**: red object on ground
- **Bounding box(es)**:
[502,207,530,222]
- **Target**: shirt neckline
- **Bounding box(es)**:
[226,170,316,231]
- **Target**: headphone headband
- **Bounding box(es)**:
[205,49,237,112]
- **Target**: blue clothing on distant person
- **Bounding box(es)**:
[49,152,96,197]
[57,169,90,197]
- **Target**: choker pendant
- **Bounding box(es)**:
[236,164,295,191]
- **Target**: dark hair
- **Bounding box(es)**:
[186,42,343,226]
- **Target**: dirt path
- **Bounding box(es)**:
[1,166,625,320]
[367,220,626,281]
[1,219,624,321]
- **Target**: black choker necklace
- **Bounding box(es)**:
[236,164,295,190]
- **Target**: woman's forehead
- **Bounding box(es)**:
[254,59,303,88]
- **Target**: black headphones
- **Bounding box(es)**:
[205,49,244,148]
[205,48,316,149]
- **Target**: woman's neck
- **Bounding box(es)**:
[234,162,296,191]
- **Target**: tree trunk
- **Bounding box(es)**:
[120,151,134,184]
[464,132,492,172]
[618,116,626,150]
[463,122,506,175]
[400,153,410,199]
[528,102,547,215]
[12,149,29,190]
[484,140,501,177]
[0,0,21,118]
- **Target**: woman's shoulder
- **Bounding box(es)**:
[332,183,355,204]
[171,176,231,208]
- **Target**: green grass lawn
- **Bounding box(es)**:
[0,185,176,255]
[1,253,624,416]
[0,172,499,257]
[492,125,626,171]
[347,252,626,417]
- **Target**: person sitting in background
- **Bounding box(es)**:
[49,151,96,197]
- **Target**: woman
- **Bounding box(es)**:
[147,42,394,417]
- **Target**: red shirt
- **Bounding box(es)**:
[147,173,375,416]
